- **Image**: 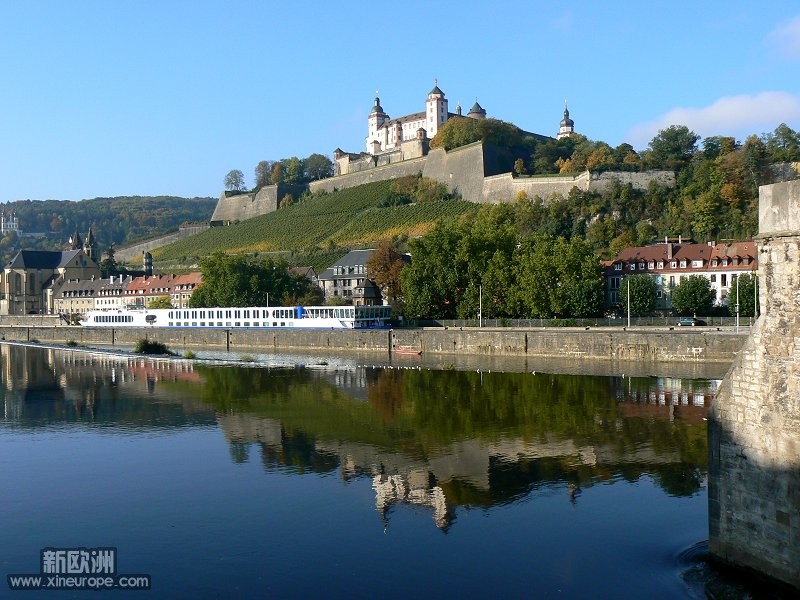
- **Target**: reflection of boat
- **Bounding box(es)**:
[395,347,422,355]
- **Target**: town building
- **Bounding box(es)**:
[0,249,101,315]
[171,272,202,308]
[604,239,757,311]
[317,250,383,306]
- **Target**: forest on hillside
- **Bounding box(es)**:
[0,196,216,266]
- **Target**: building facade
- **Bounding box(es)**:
[604,240,757,311]
[317,250,383,306]
[0,250,101,315]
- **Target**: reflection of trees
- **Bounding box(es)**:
[198,365,712,501]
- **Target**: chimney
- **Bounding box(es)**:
[667,243,673,260]
[678,234,682,244]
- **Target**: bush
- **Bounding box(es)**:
[134,339,173,355]
[66,340,79,347]
[184,350,197,359]
[240,354,256,363]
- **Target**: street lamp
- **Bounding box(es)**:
[735,275,739,332]
[479,284,482,328]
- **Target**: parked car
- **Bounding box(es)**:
[676,317,707,326]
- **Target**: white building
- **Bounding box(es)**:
[1,211,19,235]
[366,83,474,153]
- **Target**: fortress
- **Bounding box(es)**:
[210,84,674,226]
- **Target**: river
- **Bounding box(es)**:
[0,343,775,598]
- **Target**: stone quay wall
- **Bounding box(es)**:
[0,325,746,363]
[709,179,800,590]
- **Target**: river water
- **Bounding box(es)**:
[0,343,773,598]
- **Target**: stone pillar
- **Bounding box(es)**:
[709,179,800,590]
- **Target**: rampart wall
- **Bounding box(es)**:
[210,183,307,226]
[309,156,427,194]
[115,224,211,263]
[0,325,746,364]
[709,179,800,591]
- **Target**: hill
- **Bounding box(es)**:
[0,196,216,265]
[152,180,477,267]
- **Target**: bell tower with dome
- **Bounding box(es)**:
[557,100,575,139]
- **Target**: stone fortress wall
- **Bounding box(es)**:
[709,179,800,590]
[210,183,307,226]
[308,141,675,205]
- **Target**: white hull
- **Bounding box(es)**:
[81,305,391,330]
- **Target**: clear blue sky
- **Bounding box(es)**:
[1,0,798,202]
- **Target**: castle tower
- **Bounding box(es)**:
[557,100,575,139]
[83,227,98,261]
[366,96,389,153]
[467,101,486,120]
[425,81,449,138]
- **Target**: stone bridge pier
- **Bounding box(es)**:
[709,179,800,590]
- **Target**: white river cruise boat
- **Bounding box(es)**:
[81,305,392,329]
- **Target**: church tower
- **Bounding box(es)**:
[366,96,389,153]
[557,100,575,139]
[425,81,449,139]
[68,225,82,250]
[83,227,98,261]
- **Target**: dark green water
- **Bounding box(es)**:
[0,343,738,598]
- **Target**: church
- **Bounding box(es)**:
[0,226,100,315]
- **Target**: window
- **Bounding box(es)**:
[711,259,718,267]
[629,264,636,271]
[648,261,655,269]
[669,276,675,288]
[610,277,620,290]
[679,260,687,268]
[721,274,728,286]
[692,260,703,268]
[722,259,728,267]
[670,260,677,268]
[614,263,622,271]
[638,263,645,270]
[656,290,663,298]
[711,274,717,283]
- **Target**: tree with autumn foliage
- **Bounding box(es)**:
[366,240,408,309]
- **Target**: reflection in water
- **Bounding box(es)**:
[0,343,714,532]
[197,363,715,530]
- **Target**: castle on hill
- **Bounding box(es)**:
[364,82,574,154]
[333,83,571,178]
[211,82,673,226]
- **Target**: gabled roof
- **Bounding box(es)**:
[318,249,375,280]
[6,249,85,270]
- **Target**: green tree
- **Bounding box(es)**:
[646,125,699,170]
[514,158,527,175]
[618,274,657,315]
[224,169,246,192]
[305,153,333,180]
[282,157,304,184]
[671,274,715,315]
[148,296,173,309]
[99,244,119,277]
[764,123,800,162]
[190,252,316,308]
[727,272,759,317]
